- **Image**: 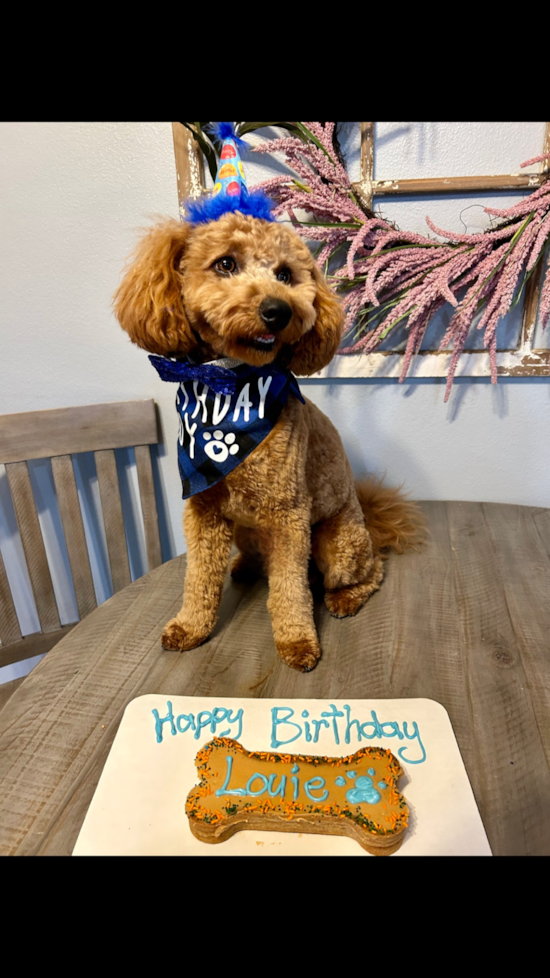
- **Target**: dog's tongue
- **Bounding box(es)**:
[261,333,275,340]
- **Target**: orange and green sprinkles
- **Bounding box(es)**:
[186,738,409,840]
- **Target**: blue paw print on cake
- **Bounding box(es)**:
[335,769,388,805]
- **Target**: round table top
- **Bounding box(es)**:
[1,500,549,856]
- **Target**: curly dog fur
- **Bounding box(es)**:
[114,211,423,672]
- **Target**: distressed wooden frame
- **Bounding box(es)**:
[172,122,550,380]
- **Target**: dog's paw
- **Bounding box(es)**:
[161,618,209,652]
[324,573,383,619]
[277,637,322,673]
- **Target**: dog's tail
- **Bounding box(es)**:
[355,476,426,557]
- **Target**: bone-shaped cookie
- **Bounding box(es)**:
[186,737,409,855]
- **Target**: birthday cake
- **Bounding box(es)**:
[186,737,409,855]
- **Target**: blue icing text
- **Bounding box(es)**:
[270,704,426,764]
[215,755,328,802]
[152,701,243,744]
[152,700,426,764]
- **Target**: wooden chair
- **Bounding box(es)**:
[0,400,162,701]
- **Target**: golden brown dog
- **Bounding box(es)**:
[114,211,421,672]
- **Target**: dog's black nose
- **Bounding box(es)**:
[259,298,292,332]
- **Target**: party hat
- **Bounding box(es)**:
[185,122,275,224]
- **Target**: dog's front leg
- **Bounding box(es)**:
[162,498,233,652]
[264,511,321,672]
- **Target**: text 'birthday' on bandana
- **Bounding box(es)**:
[149,355,305,499]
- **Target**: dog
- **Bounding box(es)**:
[114,210,422,672]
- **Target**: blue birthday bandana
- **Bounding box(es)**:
[149,355,305,499]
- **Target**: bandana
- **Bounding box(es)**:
[149,355,305,499]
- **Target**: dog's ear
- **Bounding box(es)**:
[287,260,344,375]
[113,220,196,355]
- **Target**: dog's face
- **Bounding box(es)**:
[181,212,319,366]
[114,211,344,375]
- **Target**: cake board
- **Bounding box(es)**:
[73,696,492,856]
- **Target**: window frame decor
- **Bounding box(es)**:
[171,122,550,387]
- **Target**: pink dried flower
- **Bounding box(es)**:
[526,210,550,271]
[443,333,469,403]
[371,228,435,254]
[425,216,520,245]
[249,124,550,397]
[483,180,550,218]
[538,263,550,330]
[520,151,550,168]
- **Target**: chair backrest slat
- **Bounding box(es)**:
[0,546,22,647]
[0,400,158,463]
[0,625,77,669]
[5,461,61,634]
[51,455,97,619]
[94,449,131,593]
[0,400,162,696]
[134,445,162,572]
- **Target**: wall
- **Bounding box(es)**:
[1,122,548,683]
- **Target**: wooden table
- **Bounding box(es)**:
[1,500,549,856]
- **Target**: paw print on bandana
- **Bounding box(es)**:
[203,430,240,463]
[335,769,388,805]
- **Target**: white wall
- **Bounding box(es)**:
[1,122,549,683]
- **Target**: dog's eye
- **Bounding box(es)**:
[276,267,292,285]
[214,256,237,275]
